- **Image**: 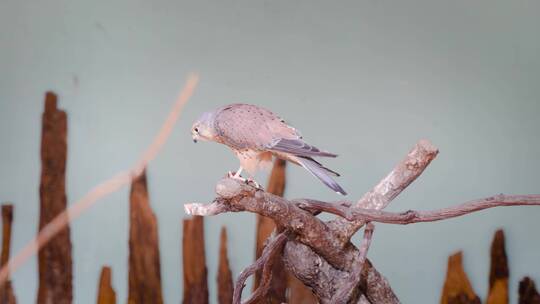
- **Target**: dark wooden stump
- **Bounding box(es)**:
[0,205,16,304]
[37,92,73,304]
[440,251,480,304]
[519,277,540,304]
[217,227,233,304]
[128,172,163,304]
[182,216,208,304]
[487,229,509,304]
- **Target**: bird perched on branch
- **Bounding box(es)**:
[191,103,346,195]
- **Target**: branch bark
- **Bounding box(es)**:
[210,179,351,269]
[329,139,438,243]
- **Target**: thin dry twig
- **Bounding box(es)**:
[233,232,288,304]
[292,195,540,225]
[0,74,199,285]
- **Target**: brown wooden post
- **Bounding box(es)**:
[37,92,73,304]
[182,216,208,304]
[217,227,233,304]
[97,266,116,304]
[518,277,540,304]
[0,204,16,304]
[440,251,480,304]
[487,229,509,304]
[128,172,163,304]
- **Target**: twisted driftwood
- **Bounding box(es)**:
[184,140,540,303]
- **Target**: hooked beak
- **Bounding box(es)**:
[193,138,197,143]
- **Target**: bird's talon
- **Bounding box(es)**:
[246,178,261,189]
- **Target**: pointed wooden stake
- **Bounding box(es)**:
[217,227,233,304]
[37,92,73,304]
[518,277,540,304]
[182,216,208,304]
[128,172,163,304]
[440,251,480,304]
[97,266,116,304]
[0,204,16,304]
[486,229,509,304]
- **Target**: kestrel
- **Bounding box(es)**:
[191,104,346,195]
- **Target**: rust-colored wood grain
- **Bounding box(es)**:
[37,92,73,304]
[440,251,480,304]
[182,216,208,304]
[487,229,509,304]
[253,159,288,303]
[0,204,16,304]
[97,266,116,304]
[128,172,163,304]
[519,277,540,304]
[217,227,233,304]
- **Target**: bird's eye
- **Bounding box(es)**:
[194,127,199,133]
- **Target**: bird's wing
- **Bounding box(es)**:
[267,138,337,158]
[214,104,300,150]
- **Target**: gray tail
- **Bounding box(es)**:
[297,157,347,195]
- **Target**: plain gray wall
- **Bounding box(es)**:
[1,0,539,303]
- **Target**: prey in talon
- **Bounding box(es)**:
[191,103,346,195]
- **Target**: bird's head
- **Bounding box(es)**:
[191,111,216,143]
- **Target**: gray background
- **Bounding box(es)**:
[1,0,539,303]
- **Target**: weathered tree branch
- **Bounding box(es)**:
[194,179,352,269]
[184,139,539,303]
[282,241,398,304]
[329,139,438,243]
[185,179,398,303]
